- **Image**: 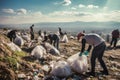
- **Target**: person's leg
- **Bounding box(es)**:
[110,37,114,47]
[56,38,59,50]
[113,38,117,48]
[90,48,97,74]
[32,34,34,40]
[9,36,12,42]
[97,43,109,75]
[87,47,97,76]
[53,40,56,47]
[50,39,53,45]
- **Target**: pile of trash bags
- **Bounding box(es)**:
[50,52,88,77]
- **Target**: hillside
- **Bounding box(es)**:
[0,30,120,80]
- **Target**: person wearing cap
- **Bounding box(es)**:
[77,32,109,76]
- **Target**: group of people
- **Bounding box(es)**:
[7,24,66,50]
[7,24,120,77]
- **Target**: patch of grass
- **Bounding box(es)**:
[4,56,17,70]
[0,57,4,61]
[14,51,27,57]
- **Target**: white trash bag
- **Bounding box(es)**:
[14,34,24,46]
[22,34,31,42]
[61,34,69,43]
[50,61,72,77]
[7,42,22,52]
[31,45,47,59]
[67,52,88,74]
[44,42,60,55]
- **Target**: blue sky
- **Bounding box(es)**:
[0,0,120,24]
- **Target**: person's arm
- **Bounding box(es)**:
[81,38,86,53]
[87,45,92,52]
[43,36,48,42]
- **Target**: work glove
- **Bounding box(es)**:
[84,50,89,56]
[79,52,83,56]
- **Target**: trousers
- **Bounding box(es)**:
[91,42,108,73]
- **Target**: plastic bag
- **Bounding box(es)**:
[7,42,22,52]
[22,34,31,42]
[44,42,60,55]
[14,35,24,46]
[67,52,88,73]
[31,45,47,59]
[50,61,72,77]
[61,35,69,43]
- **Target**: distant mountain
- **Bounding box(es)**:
[0,21,120,33]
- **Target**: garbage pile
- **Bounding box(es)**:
[0,29,120,80]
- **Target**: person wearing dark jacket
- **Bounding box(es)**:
[7,29,17,41]
[48,33,60,50]
[30,24,34,40]
[58,27,63,36]
[77,32,109,76]
[110,29,119,48]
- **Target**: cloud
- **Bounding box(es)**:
[32,12,42,16]
[78,4,99,9]
[54,0,71,6]
[103,7,108,10]
[49,11,91,17]
[1,8,27,15]
[16,8,27,15]
[79,4,85,8]
[87,5,99,9]
[62,0,71,6]
[0,10,120,24]
[71,7,77,10]
[2,9,15,14]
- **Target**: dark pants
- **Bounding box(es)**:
[30,33,34,40]
[110,37,117,47]
[53,38,59,50]
[49,34,59,50]
[91,42,108,73]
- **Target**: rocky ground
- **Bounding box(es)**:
[0,29,120,80]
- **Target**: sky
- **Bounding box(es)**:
[0,0,120,24]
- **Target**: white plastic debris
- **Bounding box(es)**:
[42,65,50,72]
[33,75,39,80]
[31,45,47,59]
[70,36,75,39]
[67,52,88,73]
[50,61,72,77]
[18,73,26,78]
[14,34,24,46]
[7,42,22,52]
[44,42,60,55]
[61,34,69,43]
[22,33,31,42]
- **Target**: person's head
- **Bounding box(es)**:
[77,32,85,40]
[64,32,67,35]
[30,24,34,29]
[44,31,46,34]
[32,24,34,27]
